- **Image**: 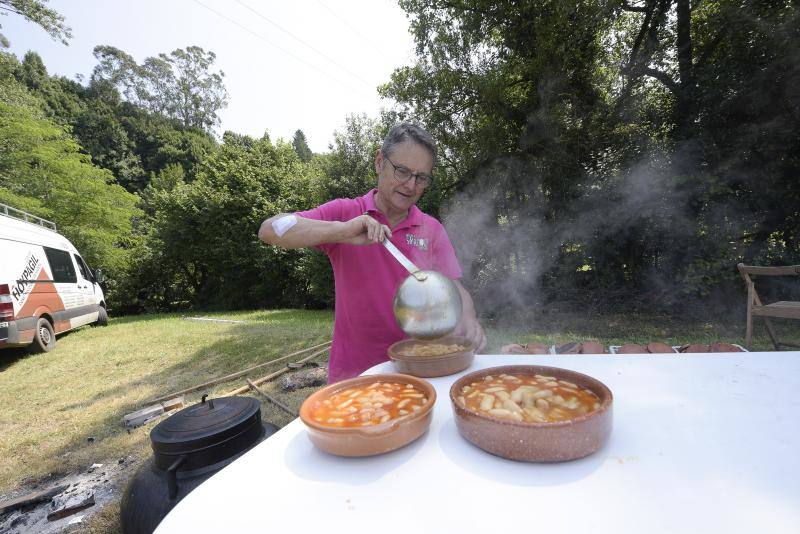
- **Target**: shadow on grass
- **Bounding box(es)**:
[0,327,85,372]
[0,346,31,373]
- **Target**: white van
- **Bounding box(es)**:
[0,204,107,352]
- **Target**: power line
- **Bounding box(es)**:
[234,0,375,89]
[191,0,372,98]
[314,0,391,60]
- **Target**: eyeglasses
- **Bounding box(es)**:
[383,155,433,188]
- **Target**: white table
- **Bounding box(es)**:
[157,353,800,534]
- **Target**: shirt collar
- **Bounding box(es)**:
[362,189,423,230]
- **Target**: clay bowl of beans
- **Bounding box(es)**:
[299,373,436,457]
[450,365,613,462]
[387,335,475,377]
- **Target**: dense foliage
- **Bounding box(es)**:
[1,1,798,317]
[0,61,137,282]
[382,0,800,313]
[91,45,229,132]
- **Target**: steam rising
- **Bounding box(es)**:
[441,145,721,317]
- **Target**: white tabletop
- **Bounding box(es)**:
[156,353,800,534]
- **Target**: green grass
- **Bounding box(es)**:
[0,310,333,495]
[0,307,796,529]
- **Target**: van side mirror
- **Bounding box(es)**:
[94,269,106,284]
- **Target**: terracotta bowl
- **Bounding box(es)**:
[450,365,613,462]
[299,373,436,457]
[388,335,475,378]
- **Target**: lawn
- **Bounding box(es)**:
[0,308,797,532]
[0,310,334,496]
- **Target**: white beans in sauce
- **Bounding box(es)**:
[400,343,467,357]
[458,373,600,422]
[309,382,428,427]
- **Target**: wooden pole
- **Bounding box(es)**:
[0,485,67,515]
[225,346,328,396]
[147,340,331,404]
[247,379,297,416]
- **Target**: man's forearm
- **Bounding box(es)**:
[258,214,346,249]
[455,281,478,322]
[454,280,486,351]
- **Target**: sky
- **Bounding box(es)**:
[3,0,418,152]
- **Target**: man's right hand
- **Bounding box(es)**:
[339,214,392,245]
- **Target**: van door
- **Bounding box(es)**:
[72,254,100,325]
[42,247,82,333]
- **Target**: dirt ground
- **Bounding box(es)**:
[0,454,139,533]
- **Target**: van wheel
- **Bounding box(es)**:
[31,318,56,353]
[96,306,109,327]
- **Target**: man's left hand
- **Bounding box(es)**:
[451,280,487,352]
[456,315,487,353]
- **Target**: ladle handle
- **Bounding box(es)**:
[382,239,420,275]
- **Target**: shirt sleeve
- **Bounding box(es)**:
[296,199,347,254]
[431,220,463,280]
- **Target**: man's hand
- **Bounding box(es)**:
[456,315,487,353]
[453,280,487,352]
[339,214,392,245]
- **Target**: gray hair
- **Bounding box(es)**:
[381,123,437,167]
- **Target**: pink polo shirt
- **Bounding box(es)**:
[297,189,462,383]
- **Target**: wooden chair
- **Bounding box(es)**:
[737,263,800,350]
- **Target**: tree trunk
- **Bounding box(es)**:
[675,0,695,138]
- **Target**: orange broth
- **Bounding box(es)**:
[310,381,428,427]
[457,373,600,423]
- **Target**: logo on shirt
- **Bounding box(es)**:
[406,233,428,251]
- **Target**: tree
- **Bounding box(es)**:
[383,1,618,310]
[71,95,144,190]
[91,45,229,131]
[0,0,71,47]
[15,51,85,124]
[292,129,313,162]
[615,0,800,289]
[112,102,217,190]
[315,114,381,201]
[125,133,321,310]
[0,76,139,280]
[10,51,218,193]
[384,0,800,312]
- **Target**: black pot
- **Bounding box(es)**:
[120,395,277,534]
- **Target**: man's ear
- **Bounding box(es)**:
[374,149,383,174]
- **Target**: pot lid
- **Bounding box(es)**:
[150,395,261,456]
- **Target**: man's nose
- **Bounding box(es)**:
[398,181,415,192]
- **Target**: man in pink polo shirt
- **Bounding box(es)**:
[259,123,485,382]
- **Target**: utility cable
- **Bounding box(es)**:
[191,0,372,98]
[234,0,375,89]
[314,0,391,60]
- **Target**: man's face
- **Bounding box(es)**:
[374,141,433,214]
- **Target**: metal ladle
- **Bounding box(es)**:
[382,239,463,339]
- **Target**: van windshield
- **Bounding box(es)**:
[74,254,92,281]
